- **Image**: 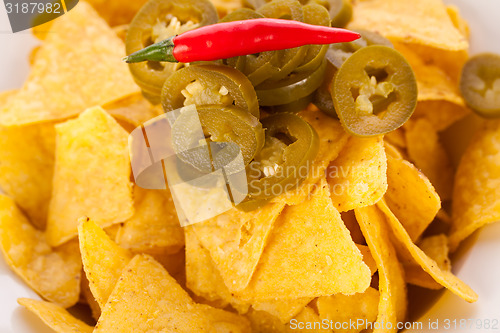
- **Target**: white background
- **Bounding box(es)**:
[0,0,499,332]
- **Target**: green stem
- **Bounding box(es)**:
[123,37,177,63]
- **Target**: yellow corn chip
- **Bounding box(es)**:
[377,200,477,303]
[46,107,133,246]
[446,5,470,39]
[80,273,101,321]
[17,298,93,333]
[0,1,139,126]
[384,141,404,160]
[103,93,163,128]
[354,205,407,333]
[78,218,133,309]
[405,118,454,200]
[0,91,56,229]
[95,254,251,332]
[185,227,250,313]
[327,136,387,212]
[246,308,289,333]
[273,109,349,205]
[405,234,450,290]
[341,210,365,244]
[349,0,468,51]
[0,195,81,307]
[450,120,500,251]
[235,178,371,301]
[316,287,379,333]
[116,187,184,254]
[191,201,286,292]
[385,156,441,242]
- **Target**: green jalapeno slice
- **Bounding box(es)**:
[333,45,417,137]
[256,59,327,106]
[126,0,218,104]
[460,53,500,118]
[246,113,319,200]
[161,64,259,117]
[309,0,352,27]
[171,105,265,173]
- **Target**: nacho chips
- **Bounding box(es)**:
[18,298,93,333]
[450,120,500,251]
[0,195,81,307]
[0,1,138,126]
[46,106,134,246]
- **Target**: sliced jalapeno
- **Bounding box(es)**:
[171,105,265,173]
[333,45,417,137]
[126,0,218,104]
[460,53,500,118]
[161,64,259,117]
[309,0,352,27]
[256,59,327,106]
[246,113,319,200]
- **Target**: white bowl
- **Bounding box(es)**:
[1,1,499,332]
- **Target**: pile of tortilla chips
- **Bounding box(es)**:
[1,0,499,332]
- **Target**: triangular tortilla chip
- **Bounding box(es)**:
[377,199,477,303]
[18,298,93,333]
[78,218,133,309]
[327,135,387,212]
[0,195,81,307]
[354,205,407,333]
[235,178,371,301]
[190,201,286,292]
[349,0,468,51]
[46,106,134,246]
[95,254,251,332]
[450,120,500,251]
[0,1,139,126]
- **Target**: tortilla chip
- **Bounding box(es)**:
[412,101,471,133]
[103,93,163,128]
[18,298,93,333]
[185,227,250,313]
[245,308,289,333]
[327,135,387,212]
[80,273,101,321]
[316,287,379,333]
[377,200,477,303]
[94,254,251,332]
[405,234,450,290]
[0,1,139,126]
[405,118,454,200]
[272,109,349,205]
[0,195,81,307]
[385,156,441,242]
[78,218,133,309]
[349,0,468,51]
[46,107,133,246]
[450,120,500,251]
[384,141,404,160]
[0,91,56,229]
[446,5,470,39]
[190,201,285,292]
[354,205,407,333]
[116,187,184,254]
[235,178,371,301]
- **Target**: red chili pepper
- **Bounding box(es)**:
[123,18,360,63]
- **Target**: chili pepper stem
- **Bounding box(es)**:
[123,37,177,63]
